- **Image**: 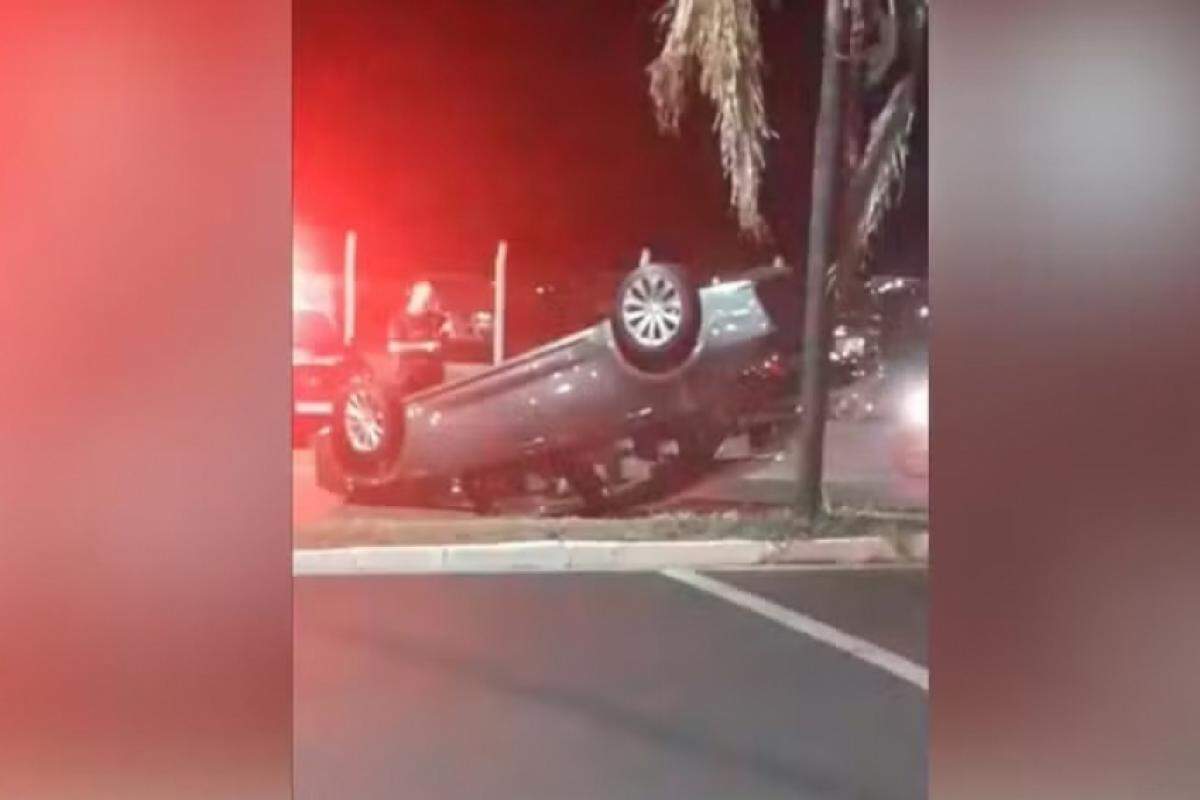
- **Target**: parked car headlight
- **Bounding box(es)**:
[902,381,929,428]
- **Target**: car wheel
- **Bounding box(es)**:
[331,376,405,479]
[612,262,701,373]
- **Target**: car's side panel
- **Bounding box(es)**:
[689,280,778,387]
[383,278,780,483]
[392,329,602,477]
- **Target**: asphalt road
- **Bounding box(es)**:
[292,419,927,530]
[295,567,927,800]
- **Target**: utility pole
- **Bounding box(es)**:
[493,240,508,365]
[795,0,848,522]
[343,229,357,346]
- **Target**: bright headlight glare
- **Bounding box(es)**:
[903,382,929,427]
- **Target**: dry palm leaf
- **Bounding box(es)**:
[843,74,916,271]
[648,0,773,239]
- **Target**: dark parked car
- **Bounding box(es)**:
[292,310,369,445]
[313,261,803,510]
[820,276,929,422]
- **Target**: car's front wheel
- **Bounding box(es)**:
[331,376,406,481]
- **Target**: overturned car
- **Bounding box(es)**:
[313,261,803,512]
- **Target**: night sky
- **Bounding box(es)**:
[294,0,927,285]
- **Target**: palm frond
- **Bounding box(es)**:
[647,0,773,239]
[847,74,916,257]
[863,0,899,87]
[647,0,697,134]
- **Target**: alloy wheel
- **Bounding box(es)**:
[344,389,385,454]
[621,273,684,349]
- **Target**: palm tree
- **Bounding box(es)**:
[647,0,925,523]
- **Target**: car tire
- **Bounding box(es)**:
[331,375,405,480]
[612,262,702,373]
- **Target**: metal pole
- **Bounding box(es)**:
[343,230,357,346]
[795,0,847,522]
[639,247,651,267]
[493,240,507,365]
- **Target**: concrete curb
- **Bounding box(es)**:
[293,533,928,575]
[294,509,928,546]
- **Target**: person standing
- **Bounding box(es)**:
[387,280,447,395]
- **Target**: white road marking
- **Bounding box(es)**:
[659,567,928,693]
[702,562,925,574]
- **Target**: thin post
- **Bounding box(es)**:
[493,240,508,365]
[343,230,357,345]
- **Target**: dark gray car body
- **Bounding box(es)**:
[315,267,793,495]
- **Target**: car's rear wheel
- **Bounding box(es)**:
[331,376,405,481]
[612,262,701,373]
